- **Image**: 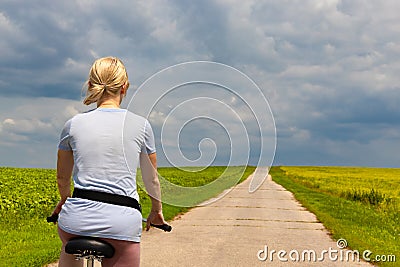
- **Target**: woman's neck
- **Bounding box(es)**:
[97,94,122,108]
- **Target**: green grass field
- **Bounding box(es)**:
[0,166,255,267]
[271,166,399,266]
[142,165,251,207]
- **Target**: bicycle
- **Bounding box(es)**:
[47,214,171,267]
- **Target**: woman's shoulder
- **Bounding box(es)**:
[62,108,96,126]
[69,108,97,117]
[124,110,149,124]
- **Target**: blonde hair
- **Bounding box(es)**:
[83,57,130,105]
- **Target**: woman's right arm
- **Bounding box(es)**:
[52,149,74,216]
[139,152,166,230]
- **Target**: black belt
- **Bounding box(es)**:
[72,188,141,213]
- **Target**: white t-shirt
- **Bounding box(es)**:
[58,108,156,242]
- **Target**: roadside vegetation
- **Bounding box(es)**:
[271,166,399,266]
[0,166,255,267]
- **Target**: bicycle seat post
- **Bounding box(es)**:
[86,257,95,267]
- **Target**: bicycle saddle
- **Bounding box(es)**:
[65,236,115,259]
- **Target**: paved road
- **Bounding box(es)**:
[140,169,373,267]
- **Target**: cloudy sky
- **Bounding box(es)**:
[0,0,399,168]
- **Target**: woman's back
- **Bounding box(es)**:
[60,107,155,199]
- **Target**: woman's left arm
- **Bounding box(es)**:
[52,149,74,216]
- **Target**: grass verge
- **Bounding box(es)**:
[271,166,398,266]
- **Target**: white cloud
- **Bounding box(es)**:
[3,118,52,134]
[0,96,84,142]
[3,118,15,125]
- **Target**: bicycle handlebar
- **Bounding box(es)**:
[47,214,59,223]
[142,219,172,232]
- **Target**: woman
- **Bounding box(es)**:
[52,57,166,267]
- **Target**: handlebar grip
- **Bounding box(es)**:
[150,223,172,232]
[47,214,59,223]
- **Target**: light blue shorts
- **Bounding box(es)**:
[58,197,142,242]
